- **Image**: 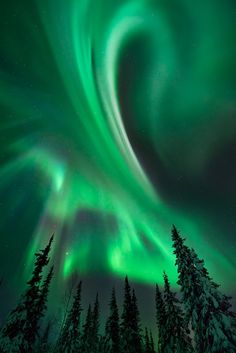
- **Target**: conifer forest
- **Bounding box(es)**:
[0,227,235,353]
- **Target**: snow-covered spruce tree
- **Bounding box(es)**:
[57,281,82,353]
[0,235,53,353]
[163,272,193,353]
[35,267,54,353]
[38,266,54,323]
[35,320,52,353]
[105,287,120,353]
[172,225,236,353]
[155,284,166,353]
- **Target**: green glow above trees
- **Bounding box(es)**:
[0,0,236,290]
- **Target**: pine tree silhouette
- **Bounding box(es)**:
[131,288,143,352]
[1,226,236,353]
[97,335,110,353]
[144,328,156,353]
[97,336,111,353]
[172,225,236,353]
[105,287,120,353]
[91,293,100,353]
[144,327,151,353]
[34,267,53,353]
[0,235,53,353]
[57,281,82,353]
[120,276,144,353]
[149,330,156,353]
[163,272,193,353]
[80,304,93,353]
[120,276,134,353]
[36,320,52,353]
[155,284,166,353]
[38,266,54,323]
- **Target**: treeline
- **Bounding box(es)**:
[0,226,236,353]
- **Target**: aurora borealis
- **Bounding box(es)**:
[0,0,236,309]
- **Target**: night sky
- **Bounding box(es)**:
[1,0,236,328]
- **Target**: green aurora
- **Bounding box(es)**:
[0,0,236,294]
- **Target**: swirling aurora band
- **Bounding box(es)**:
[0,0,236,290]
